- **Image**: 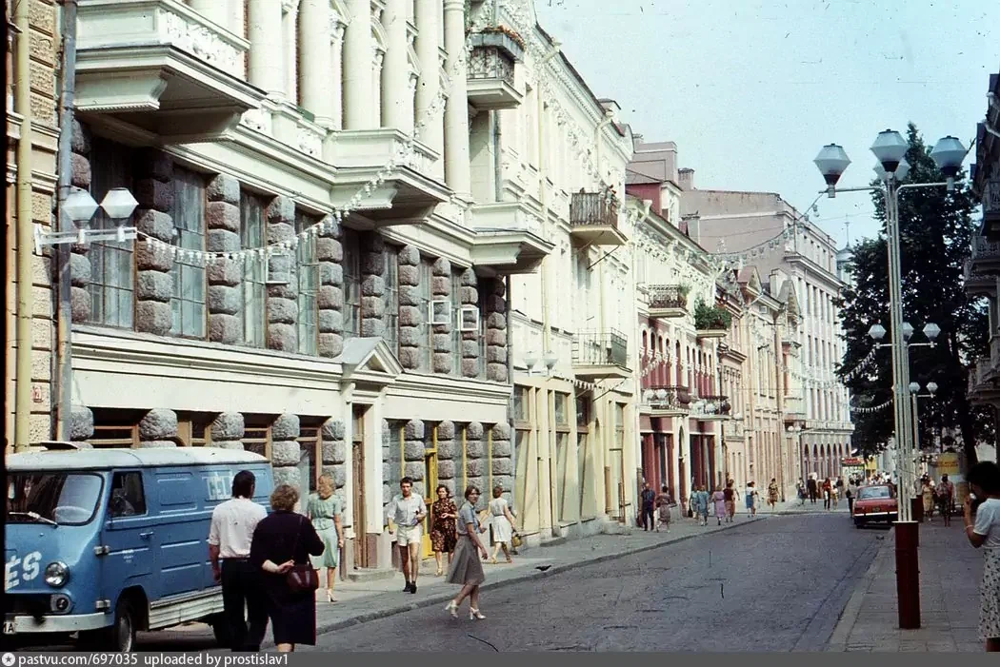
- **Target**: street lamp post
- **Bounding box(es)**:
[908,381,938,489]
[814,129,965,631]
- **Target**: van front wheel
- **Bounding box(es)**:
[80,598,137,652]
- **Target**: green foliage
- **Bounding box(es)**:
[693,299,732,330]
[836,123,989,461]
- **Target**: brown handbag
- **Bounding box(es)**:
[285,516,320,593]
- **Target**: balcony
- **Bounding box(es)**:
[569,192,627,246]
[963,258,997,296]
[643,386,692,416]
[647,285,689,319]
[467,31,524,111]
[981,179,1000,240]
[468,201,554,275]
[572,330,631,380]
[693,395,731,420]
[76,0,263,142]
[783,395,807,423]
[968,233,1000,275]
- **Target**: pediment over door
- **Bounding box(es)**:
[335,337,403,389]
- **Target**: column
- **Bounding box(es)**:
[330,22,346,129]
[282,1,300,102]
[299,0,333,125]
[381,0,411,131]
[248,0,285,98]
[443,0,470,196]
[190,0,241,34]
[343,0,374,129]
[415,0,442,174]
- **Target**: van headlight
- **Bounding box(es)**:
[44,561,69,587]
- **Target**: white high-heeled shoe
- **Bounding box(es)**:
[444,600,459,618]
[469,608,486,620]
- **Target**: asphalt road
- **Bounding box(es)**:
[305,514,884,652]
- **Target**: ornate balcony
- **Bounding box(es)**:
[75,0,263,142]
[964,258,997,297]
[693,395,731,420]
[467,31,524,111]
[569,192,627,246]
[643,386,692,416]
[783,395,807,423]
[968,233,1000,275]
[981,179,1000,240]
[572,329,630,380]
[468,201,554,275]
[647,285,689,319]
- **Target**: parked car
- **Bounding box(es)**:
[852,484,898,528]
[5,444,273,651]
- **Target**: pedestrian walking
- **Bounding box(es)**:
[922,477,936,522]
[306,473,344,603]
[711,486,726,526]
[835,476,845,505]
[745,481,758,517]
[796,479,806,506]
[807,476,818,504]
[488,486,516,563]
[767,478,779,511]
[962,461,1000,652]
[822,478,832,510]
[385,476,427,594]
[640,482,656,531]
[430,485,458,576]
[250,485,325,652]
[444,486,490,621]
[846,481,855,516]
[938,474,955,526]
[655,486,673,532]
[692,485,710,526]
[207,470,269,652]
[723,481,737,522]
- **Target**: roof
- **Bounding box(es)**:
[8,447,269,472]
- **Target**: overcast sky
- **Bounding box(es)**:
[534,0,999,249]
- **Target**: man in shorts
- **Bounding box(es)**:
[385,477,427,594]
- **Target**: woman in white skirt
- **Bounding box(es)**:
[488,486,516,564]
[963,461,1000,652]
[444,486,490,621]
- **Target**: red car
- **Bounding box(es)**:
[853,484,898,528]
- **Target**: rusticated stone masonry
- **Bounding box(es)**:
[321,419,347,493]
[210,412,244,450]
[382,419,393,510]
[205,174,243,344]
[435,420,456,497]
[270,413,301,488]
[464,421,486,509]
[133,149,175,336]
[431,257,452,374]
[459,268,479,378]
[70,120,92,323]
[483,278,508,383]
[491,422,514,502]
[70,406,94,447]
[139,408,178,448]
[265,197,298,352]
[316,216,344,358]
[403,419,426,498]
[396,245,421,370]
[360,232,386,338]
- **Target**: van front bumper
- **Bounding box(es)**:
[5,612,109,634]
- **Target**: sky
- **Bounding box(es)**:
[533,0,999,249]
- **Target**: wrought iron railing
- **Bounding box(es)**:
[697,395,732,415]
[645,386,691,411]
[648,285,688,310]
[570,192,619,230]
[468,45,516,86]
[572,329,628,367]
[970,234,1000,260]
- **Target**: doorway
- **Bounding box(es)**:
[351,406,369,569]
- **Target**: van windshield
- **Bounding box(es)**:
[7,473,104,526]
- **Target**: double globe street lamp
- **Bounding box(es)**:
[814,129,966,631]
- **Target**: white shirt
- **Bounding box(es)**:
[973,498,1000,550]
[385,493,425,528]
[208,497,267,559]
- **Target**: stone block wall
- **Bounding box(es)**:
[265,197,298,352]
[321,419,347,495]
[464,421,486,509]
[138,408,178,448]
[69,120,92,324]
[491,422,514,502]
[483,278,509,383]
[210,412,244,450]
[431,258,452,374]
[435,421,456,497]
[403,419,426,498]
[396,245,421,370]
[270,413,301,487]
[205,174,243,344]
[459,268,479,378]
[360,232,385,338]
[133,149,175,336]
[316,216,344,358]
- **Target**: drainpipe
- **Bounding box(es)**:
[54,0,79,442]
[13,0,34,451]
[505,275,517,523]
[537,41,560,356]
[774,312,786,500]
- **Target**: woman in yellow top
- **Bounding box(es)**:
[307,473,344,602]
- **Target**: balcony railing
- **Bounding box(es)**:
[570,192,619,229]
[696,395,731,416]
[469,45,516,85]
[971,234,1000,261]
[644,386,692,411]
[572,330,628,368]
[647,285,689,318]
[466,31,523,111]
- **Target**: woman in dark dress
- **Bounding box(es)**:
[249,485,324,652]
[430,485,458,576]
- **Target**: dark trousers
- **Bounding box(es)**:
[808,488,817,503]
[221,559,268,652]
[848,498,855,515]
[641,505,655,531]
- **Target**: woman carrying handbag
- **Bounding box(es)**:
[250,485,325,652]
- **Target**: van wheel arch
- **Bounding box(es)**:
[118,587,150,632]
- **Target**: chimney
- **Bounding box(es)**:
[682,213,701,244]
[678,168,694,191]
[633,133,644,150]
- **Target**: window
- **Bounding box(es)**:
[243,419,272,460]
[554,392,569,427]
[576,396,590,429]
[513,386,531,423]
[298,425,322,492]
[386,421,404,497]
[342,228,362,338]
[450,269,463,375]
[615,404,626,448]
[418,258,434,371]
[296,211,320,355]
[384,246,400,356]
[241,191,268,347]
[88,137,135,329]
[176,414,213,446]
[171,168,207,337]
[109,472,146,517]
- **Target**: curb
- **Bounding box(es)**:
[309,516,765,638]
[826,531,895,651]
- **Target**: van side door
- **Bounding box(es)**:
[155,466,213,598]
[100,470,156,607]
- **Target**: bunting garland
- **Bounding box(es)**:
[850,399,892,415]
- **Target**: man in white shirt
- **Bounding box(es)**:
[208,470,268,652]
[385,477,427,594]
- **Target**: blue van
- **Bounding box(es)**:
[5,445,274,651]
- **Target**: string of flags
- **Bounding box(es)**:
[842,346,879,381]
[850,399,893,415]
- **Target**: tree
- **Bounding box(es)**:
[836,123,988,465]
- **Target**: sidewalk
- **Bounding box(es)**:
[827,519,985,652]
